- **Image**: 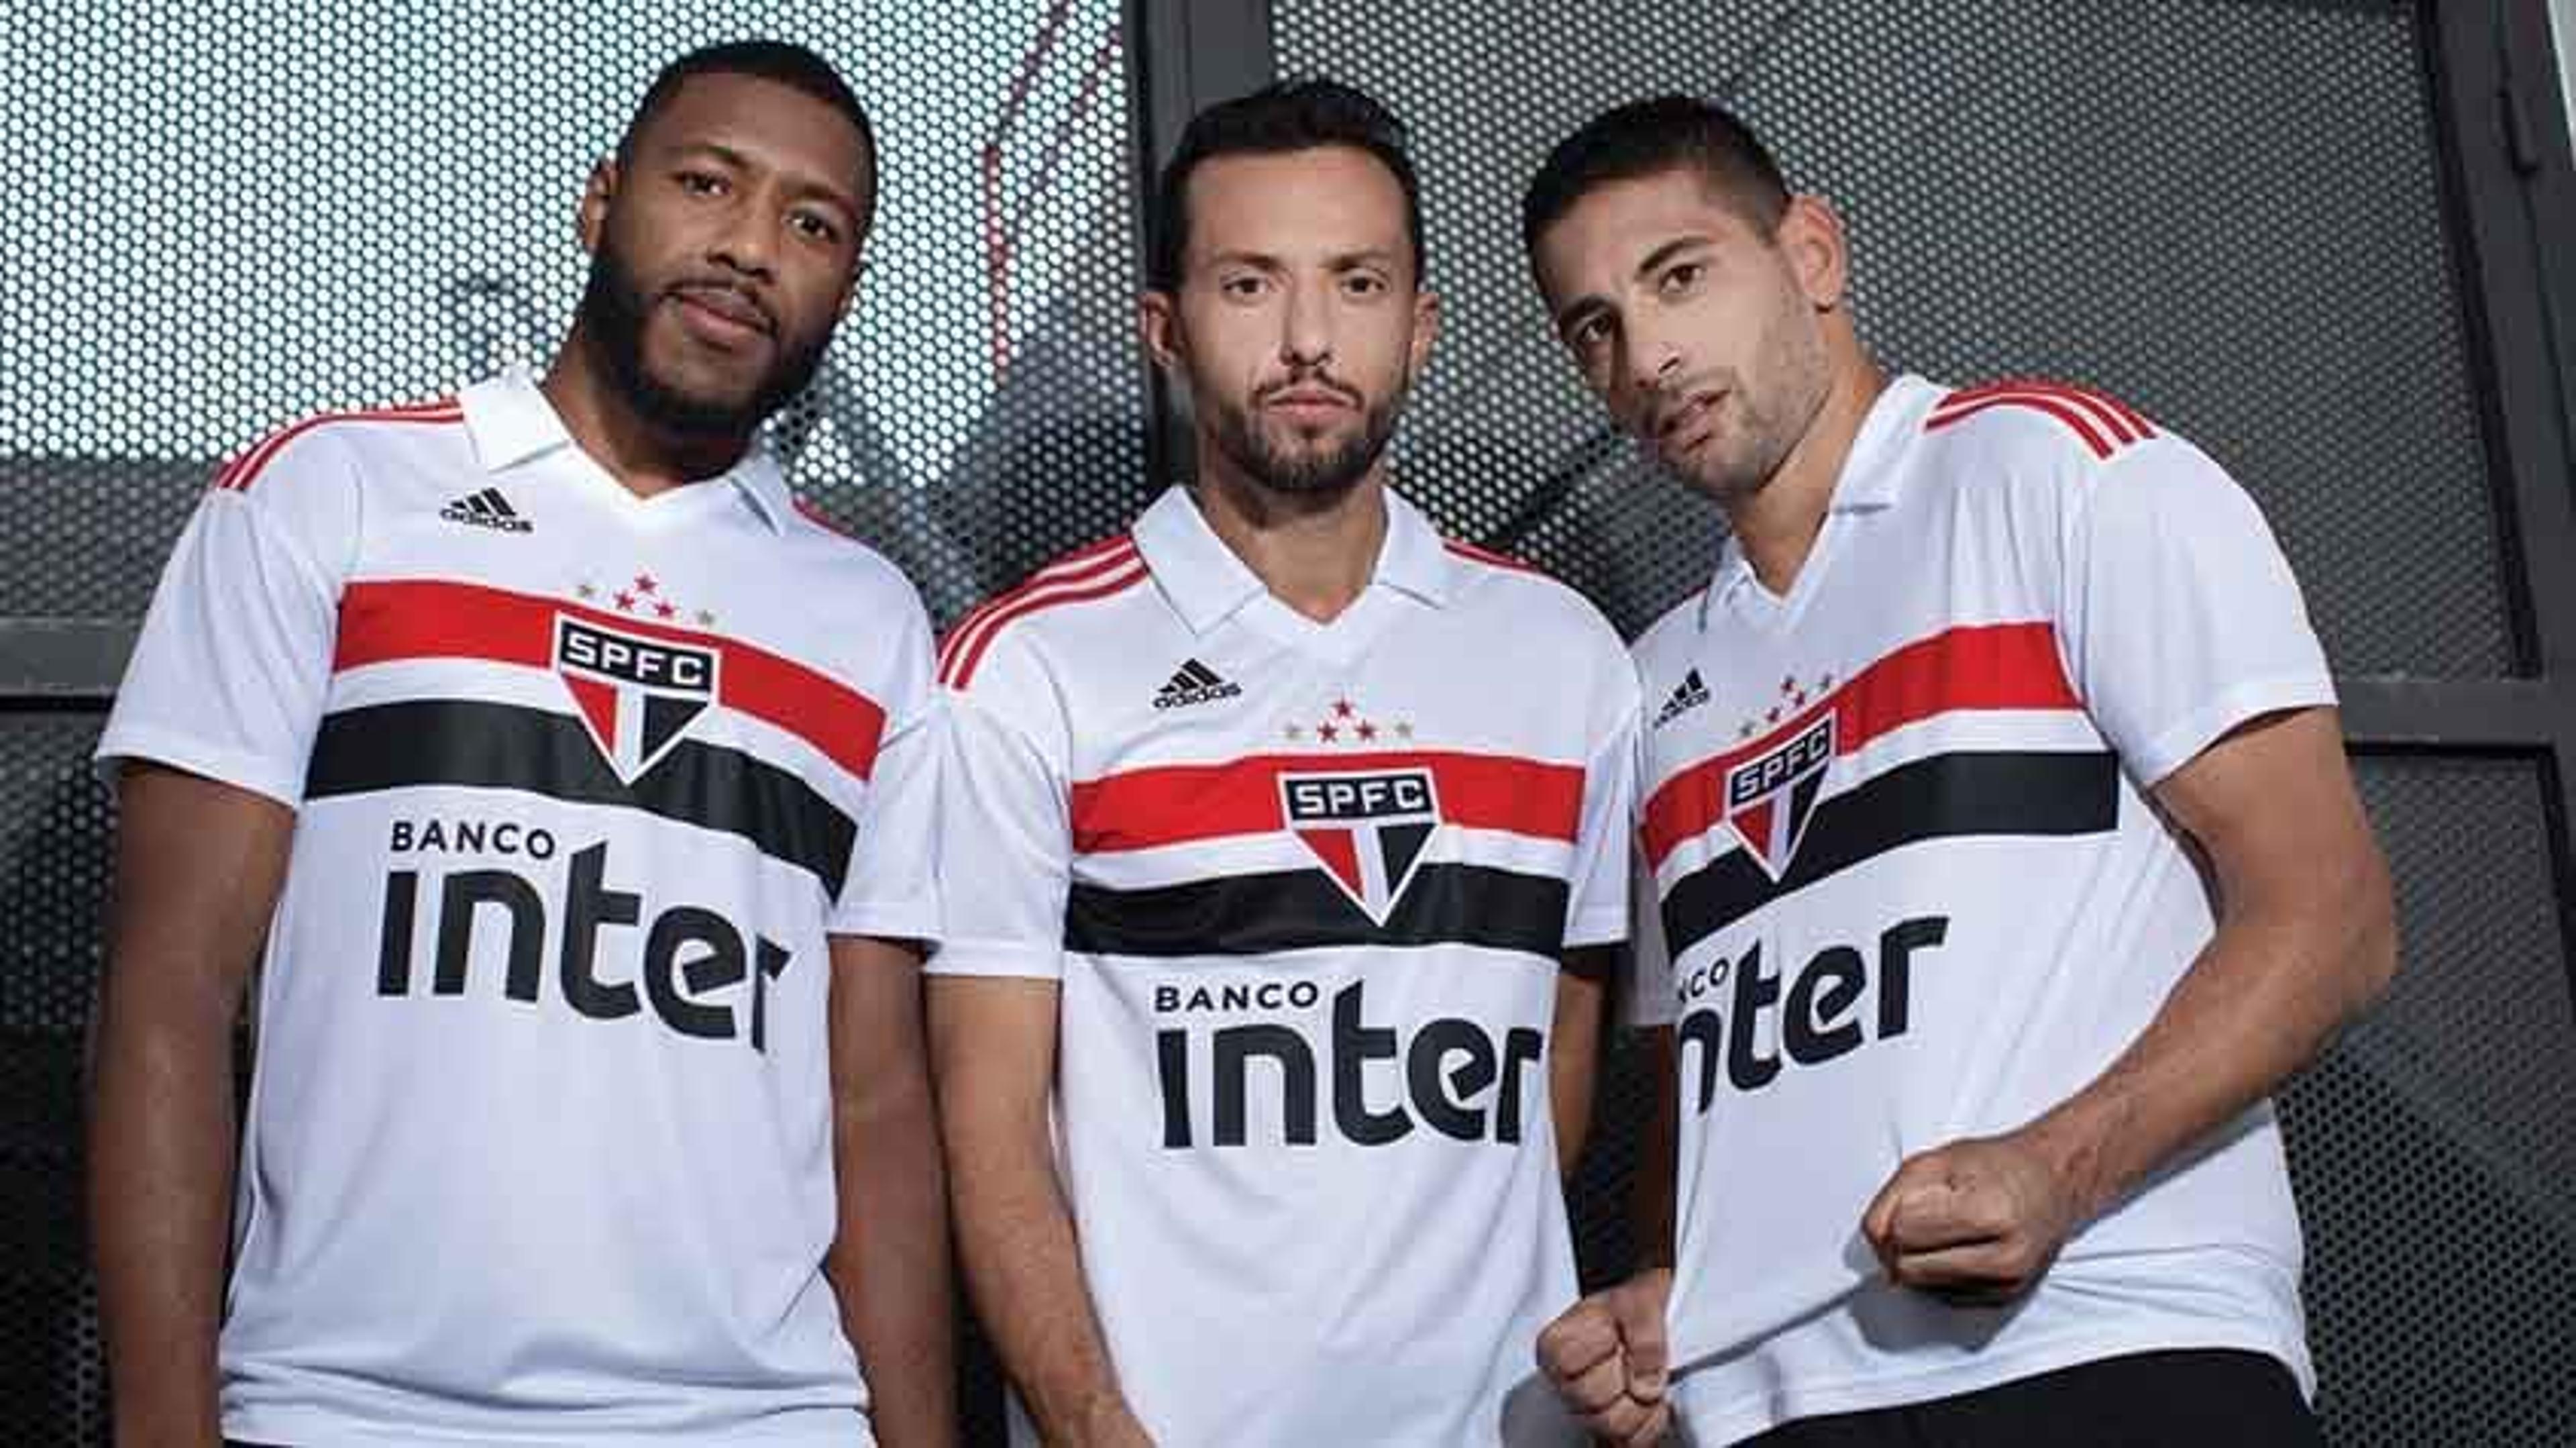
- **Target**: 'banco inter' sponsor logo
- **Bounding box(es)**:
[1151,978,1543,1149]
[553,614,718,784]
[1279,767,1441,924]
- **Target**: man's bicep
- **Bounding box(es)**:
[107,762,298,1009]
[2147,706,2379,903]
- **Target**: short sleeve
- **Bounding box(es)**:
[2060,437,2336,787]
[925,680,1073,980]
[1564,674,1641,950]
[830,599,944,943]
[95,435,360,806]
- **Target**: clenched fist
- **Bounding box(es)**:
[1535,1268,1673,1445]
[1861,1129,2086,1305]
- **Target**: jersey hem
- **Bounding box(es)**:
[918,938,1063,979]
[2127,672,2336,786]
[93,727,305,809]
[222,1406,873,1448]
[1673,1323,2312,1445]
[1565,908,1629,949]
[828,900,942,945]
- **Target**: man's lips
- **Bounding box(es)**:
[1654,389,1725,452]
[667,283,775,346]
[1260,385,1358,417]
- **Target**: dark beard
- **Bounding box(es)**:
[576,241,830,440]
[1203,379,1406,498]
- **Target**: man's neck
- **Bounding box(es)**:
[540,327,753,499]
[1190,452,1389,625]
[1725,360,1888,595]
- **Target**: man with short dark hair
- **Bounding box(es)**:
[1523,97,2394,1446]
[88,40,955,1447]
[929,81,1637,1447]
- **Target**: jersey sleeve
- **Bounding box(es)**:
[95,434,362,807]
[830,594,943,943]
[926,655,1074,980]
[2059,435,2336,788]
[1564,660,1642,950]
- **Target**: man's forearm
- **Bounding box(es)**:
[1629,1028,1677,1270]
[828,1075,956,1447]
[949,1127,1139,1445]
[88,988,237,1448]
[2025,885,2394,1224]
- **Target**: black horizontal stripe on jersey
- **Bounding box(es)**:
[1661,749,2118,956]
[305,698,855,888]
[1067,862,1568,959]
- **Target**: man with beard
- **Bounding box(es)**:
[928,81,1638,1447]
[1521,98,2394,1445]
[89,42,955,1448]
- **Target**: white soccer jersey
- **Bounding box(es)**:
[932,486,1638,1447]
[1632,375,2335,1443]
[98,370,940,1448]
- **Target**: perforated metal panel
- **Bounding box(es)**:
[0,1,1148,629]
[2282,756,2576,1447]
[1274,0,2514,676]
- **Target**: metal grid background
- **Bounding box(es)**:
[1274,0,2516,672]
[0,0,1148,629]
[3,1,2572,1444]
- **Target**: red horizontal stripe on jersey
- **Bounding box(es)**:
[1071,749,1585,854]
[217,401,463,493]
[1641,621,2080,868]
[943,556,1148,690]
[332,579,887,780]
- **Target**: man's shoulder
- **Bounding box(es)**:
[937,534,1154,699]
[210,395,471,505]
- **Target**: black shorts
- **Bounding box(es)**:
[1737,1348,2322,1448]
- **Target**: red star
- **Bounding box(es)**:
[1332,699,1356,719]
[1317,722,1340,743]
[1355,721,1378,741]
[1818,672,1835,690]
[654,601,678,620]
[613,591,637,611]
[1791,690,1807,707]
[1765,705,1780,723]
[634,574,658,594]
[1780,675,1796,694]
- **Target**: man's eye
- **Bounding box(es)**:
[1658,261,1705,295]
[790,211,841,244]
[677,170,726,196]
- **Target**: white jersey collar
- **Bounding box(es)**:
[458,366,792,533]
[1701,372,1941,627]
[1133,481,1458,635]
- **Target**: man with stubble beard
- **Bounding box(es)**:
[928,81,1638,1447]
[1523,98,2394,1446]
[89,42,954,1448]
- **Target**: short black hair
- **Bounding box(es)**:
[1148,79,1426,291]
[1521,96,1789,254]
[619,40,878,217]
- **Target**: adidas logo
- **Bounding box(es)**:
[441,487,533,533]
[1153,658,1242,710]
[1654,668,1712,728]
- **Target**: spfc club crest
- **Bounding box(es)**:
[1725,711,1835,880]
[1279,767,1442,925]
[553,614,719,783]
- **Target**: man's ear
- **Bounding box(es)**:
[1138,289,1185,376]
[1406,286,1442,385]
[1776,194,1852,313]
[577,158,618,255]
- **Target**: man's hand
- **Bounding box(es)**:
[1536,1268,1673,1445]
[1861,1128,2085,1305]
